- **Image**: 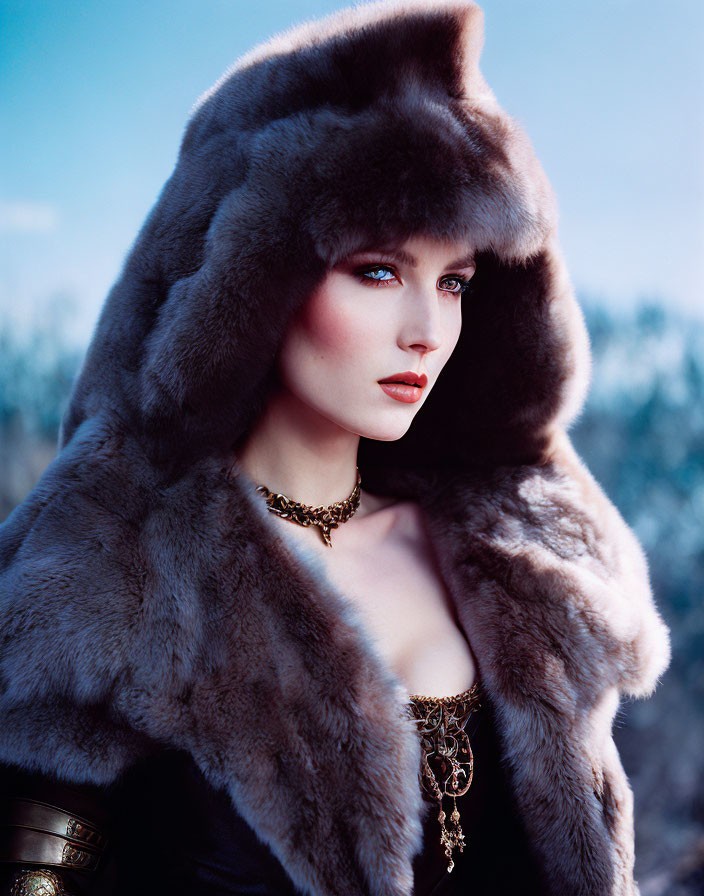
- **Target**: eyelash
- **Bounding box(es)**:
[353,264,473,296]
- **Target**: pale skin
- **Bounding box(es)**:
[234,233,479,699]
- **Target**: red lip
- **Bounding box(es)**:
[378,370,428,388]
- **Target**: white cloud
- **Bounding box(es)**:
[0,201,60,233]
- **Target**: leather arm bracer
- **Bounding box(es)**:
[0,767,113,896]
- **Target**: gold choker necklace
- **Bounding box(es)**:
[255,467,362,547]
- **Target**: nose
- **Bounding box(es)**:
[399,284,445,356]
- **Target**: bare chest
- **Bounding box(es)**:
[286,502,478,699]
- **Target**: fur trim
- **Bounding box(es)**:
[0,421,671,895]
[0,2,670,894]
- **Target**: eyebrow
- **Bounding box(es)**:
[346,246,476,270]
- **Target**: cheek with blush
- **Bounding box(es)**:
[278,282,382,409]
[294,283,375,369]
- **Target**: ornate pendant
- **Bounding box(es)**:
[407,682,482,873]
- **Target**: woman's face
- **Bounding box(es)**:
[276,233,476,441]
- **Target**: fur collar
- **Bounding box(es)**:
[0,424,670,895]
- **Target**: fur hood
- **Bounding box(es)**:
[0,1,670,894]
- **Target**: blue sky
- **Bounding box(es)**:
[1,0,702,346]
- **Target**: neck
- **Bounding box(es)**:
[233,386,361,509]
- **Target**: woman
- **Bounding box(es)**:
[0,1,671,894]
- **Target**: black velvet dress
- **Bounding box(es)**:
[0,685,545,895]
[408,684,544,894]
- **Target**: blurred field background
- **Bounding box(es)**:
[2,0,702,892]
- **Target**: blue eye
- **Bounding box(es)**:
[357,265,396,283]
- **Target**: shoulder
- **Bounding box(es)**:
[0,416,225,785]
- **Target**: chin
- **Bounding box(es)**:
[317,396,422,442]
[346,415,416,443]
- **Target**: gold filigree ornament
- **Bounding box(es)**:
[407,682,482,873]
[255,467,362,547]
[10,868,72,896]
